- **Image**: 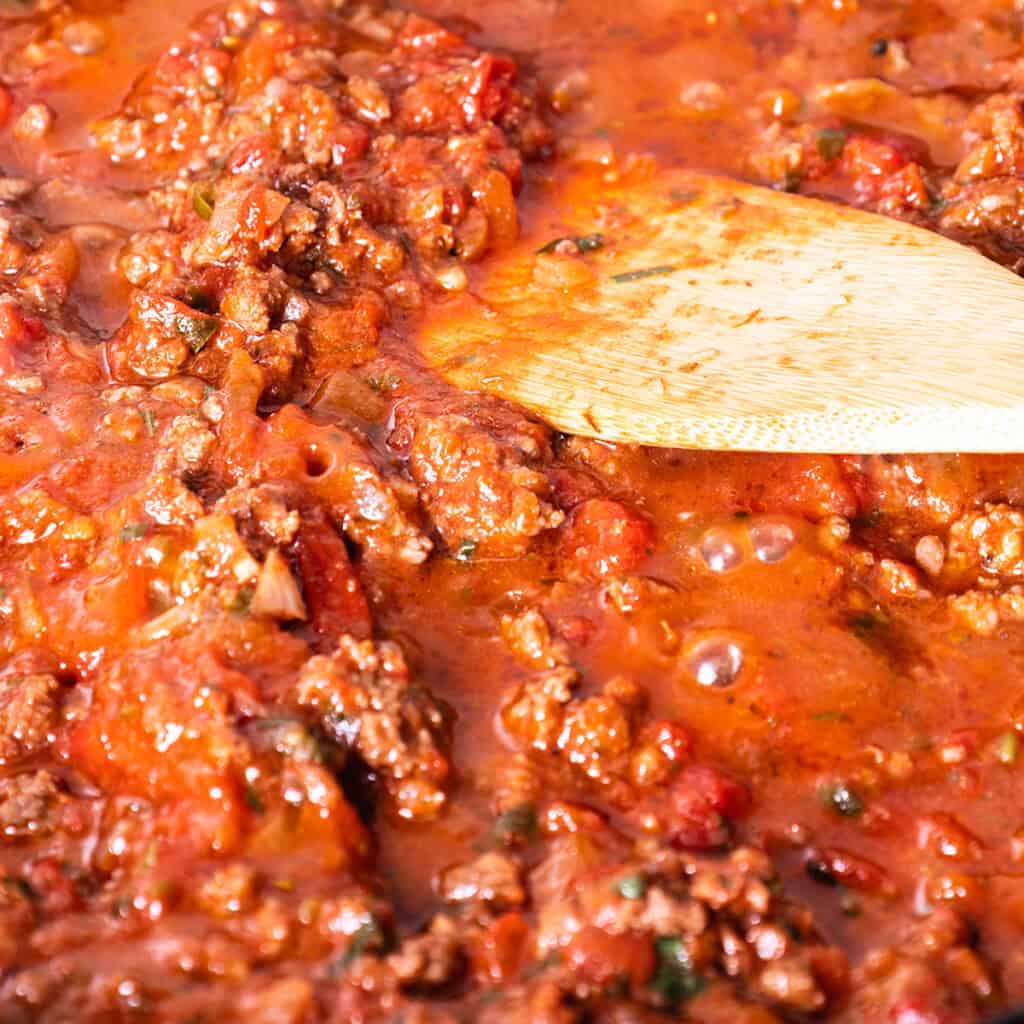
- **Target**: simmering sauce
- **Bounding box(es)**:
[2,0,1024,1020]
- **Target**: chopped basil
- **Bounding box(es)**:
[140,408,157,436]
[839,889,862,917]
[329,918,385,975]
[871,39,889,56]
[820,781,865,818]
[847,610,888,639]
[853,508,883,530]
[112,893,133,918]
[176,313,220,353]
[243,783,265,814]
[367,370,401,393]
[185,286,213,312]
[611,265,677,283]
[455,538,477,563]
[492,803,537,843]
[118,522,150,543]
[192,183,215,220]
[778,167,804,193]
[650,936,705,1005]
[669,188,701,204]
[537,233,605,255]
[228,585,253,615]
[811,709,851,723]
[616,874,647,900]
[816,127,848,162]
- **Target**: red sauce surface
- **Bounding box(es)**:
[2,0,1024,1020]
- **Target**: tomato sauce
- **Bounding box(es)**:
[2,0,1024,1020]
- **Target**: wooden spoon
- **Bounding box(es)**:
[417,167,1024,452]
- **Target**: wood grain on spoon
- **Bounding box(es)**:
[417,167,1024,453]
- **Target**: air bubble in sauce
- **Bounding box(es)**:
[750,520,796,564]
[683,632,746,688]
[699,526,743,572]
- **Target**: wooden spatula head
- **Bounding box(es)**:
[417,166,1024,452]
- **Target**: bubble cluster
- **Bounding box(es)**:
[698,518,797,572]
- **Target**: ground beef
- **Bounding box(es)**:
[295,634,452,820]
[0,770,63,839]
[0,673,59,764]
[409,414,563,557]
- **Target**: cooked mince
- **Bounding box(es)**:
[1,0,1024,1020]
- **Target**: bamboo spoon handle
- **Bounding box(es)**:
[417,168,1024,453]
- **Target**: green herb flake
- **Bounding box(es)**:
[616,874,647,900]
[185,286,213,312]
[611,264,677,284]
[455,538,477,563]
[118,522,150,543]
[847,610,887,639]
[329,918,384,976]
[993,730,1019,765]
[816,127,848,162]
[112,893,134,918]
[243,783,265,814]
[778,167,804,193]
[537,233,605,255]
[367,370,401,393]
[839,889,862,917]
[493,803,538,844]
[228,585,253,615]
[853,508,884,530]
[811,709,851,724]
[141,408,157,436]
[176,313,220,353]
[650,936,705,1006]
[820,781,865,818]
[669,188,701,205]
[192,183,215,220]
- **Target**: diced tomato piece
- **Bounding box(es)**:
[472,912,530,984]
[668,765,750,850]
[330,119,371,167]
[547,467,601,511]
[45,560,151,665]
[295,508,372,646]
[25,857,81,916]
[232,23,291,97]
[227,136,276,175]
[397,14,466,54]
[878,163,932,210]
[565,925,656,987]
[463,54,516,126]
[641,720,692,765]
[562,498,653,578]
[0,85,11,127]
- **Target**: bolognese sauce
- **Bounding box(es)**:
[1,0,1024,1021]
